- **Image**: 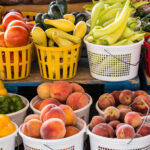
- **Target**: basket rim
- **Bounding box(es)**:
[84,35,144,49]
[35,42,81,51]
[0,122,18,141]
[6,93,29,117]
[30,93,93,114]
[19,117,86,142]
[0,42,33,51]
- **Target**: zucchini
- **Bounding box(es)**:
[49,4,63,19]
[31,27,47,46]
[42,13,53,30]
[35,13,43,24]
[75,13,89,24]
[56,0,67,15]
[34,23,44,30]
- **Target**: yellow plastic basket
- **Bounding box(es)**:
[0,43,33,80]
[22,11,37,21]
[35,43,81,80]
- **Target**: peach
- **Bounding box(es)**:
[89,116,106,130]
[71,83,85,93]
[119,109,132,122]
[116,123,126,129]
[50,81,72,103]
[124,112,142,128]
[40,118,66,139]
[59,105,77,125]
[112,91,121,106]
[134,90,149,97]
[104,106,120,122]
[37,82,52,100]
[24,114,40,123]
[66,92,89,110]
[108,120,120,130]
[119,90,134,105]
[136,123,150,136]
[65,126,80,137]
[133,95,150,113]
[39,98,61,111]
[41,105,66,123]
[117,104,132,110]
[98,93,115,110]
[21,119,42,138]
[92,123,114,138]
[116,124,135,139]
[34,101,42,110]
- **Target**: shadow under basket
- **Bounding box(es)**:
[0,43,33,80]
[35,43,81,80]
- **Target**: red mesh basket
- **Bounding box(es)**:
[144,35,150,76]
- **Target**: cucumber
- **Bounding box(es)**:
[35,13,43,24]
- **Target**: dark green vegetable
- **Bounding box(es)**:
[0,96,9,114]
[35,13,43,24]
[71,12,79,17]
[48,1,56,15]
[135,8,148,18]
[49,4,63,19]
[42,13,53,30]
[143,22,150,32]
[34,23,44,30]
[56,0,67,15]
[141,13,150,23]
[147,37,150,44]
[75,13,89,24]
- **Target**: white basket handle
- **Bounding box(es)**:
[127,98,150,144]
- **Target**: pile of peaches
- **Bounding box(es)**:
[89,109,150,139]
[21,103,80,139]
[34,81,90,111]
[0,9,34,48]
[97,90,150,116]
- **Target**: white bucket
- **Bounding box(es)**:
[30,94,93,124]
[95,101,104,117]
[6,93,29,146]
[84,38,144,81]
[0,122,18,150]
[19,118,86,150]
[87,116,150,150]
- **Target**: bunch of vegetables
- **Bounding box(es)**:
[0,95,24,114]
[0,9,34,48]
[85,0,147,46]
[32,0,88,47]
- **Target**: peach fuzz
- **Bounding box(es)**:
[116,124,135,139]
[89,116,106,130]
[65,126,80,137]
[92,123,114,138]
[24,114,40,123]
[119,109,132,122]
[119,90,134,105]
[117,104,132,110]
[104,106,120,122]
[98,93,115,110]
[124,112,142,128]
[134,90,149,97]
[108,120,120,130]
[50,81,72,103]
[66,92,89,110]
[38,98,61,111]
[116,123,127,129]
[112,91,121,106]
[136,123,150,136]
[37,82,52,100]
[59,104,77,125]
[133,95,150,113]
[21,119,42,138]
[71,83,85,93]
[40,118,66,139]
[40,105,66,123]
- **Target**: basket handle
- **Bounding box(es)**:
[44,144,55,150]
[104,49,141,66]
[127,98,150,144]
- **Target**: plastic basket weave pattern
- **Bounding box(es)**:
[35,43,81,80]
[22,12,37,21]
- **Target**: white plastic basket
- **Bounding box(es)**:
[84,38,144,81]
[19,118,86,150]
[6,93,29,146]
[95,100,104,117]
[0,122,18,150]
[87,116,150,150]
[30,94,93,124]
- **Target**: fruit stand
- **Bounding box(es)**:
[0,0,150,150]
